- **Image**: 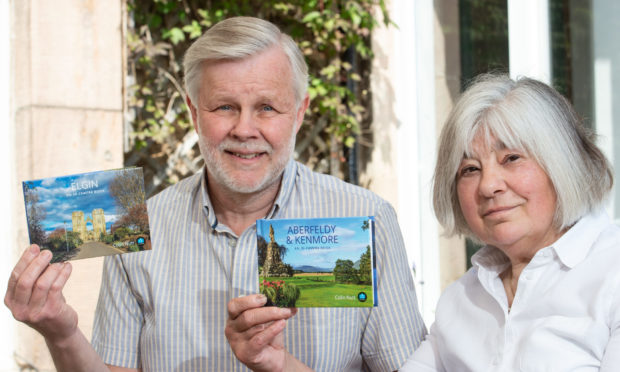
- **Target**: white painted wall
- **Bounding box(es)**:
[384,0,440,324]
[592,0,620,219]
[508,0,551,83]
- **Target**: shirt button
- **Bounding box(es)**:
[228,239,237,248]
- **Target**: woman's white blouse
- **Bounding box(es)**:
[402,210,620,372]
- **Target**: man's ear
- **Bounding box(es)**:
[186,95,198,131]
[294,93,310,134]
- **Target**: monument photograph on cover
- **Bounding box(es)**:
[23,168,151,263]
[257,216,376,308]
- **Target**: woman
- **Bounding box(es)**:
[402,74,620,371]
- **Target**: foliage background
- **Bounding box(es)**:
[125,0,389,196]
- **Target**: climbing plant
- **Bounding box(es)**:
[125,0,390,195]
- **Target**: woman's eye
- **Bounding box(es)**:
[505,154,521,163]
[459,166,479,176]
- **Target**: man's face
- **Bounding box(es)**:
[188,46,309,195]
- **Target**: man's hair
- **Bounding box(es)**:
[433,74,613,238]
[183,16,308,105]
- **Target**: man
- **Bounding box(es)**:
[5,17,426,371]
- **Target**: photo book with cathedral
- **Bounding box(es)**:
[22,168,151,263]
[256,216,377,308]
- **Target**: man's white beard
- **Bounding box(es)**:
[199,129,296,194]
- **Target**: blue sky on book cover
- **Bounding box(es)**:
[25,171,123,233]
[258,217,373,270]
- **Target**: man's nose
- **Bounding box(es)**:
[230,110,259,139]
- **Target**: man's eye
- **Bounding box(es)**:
[262,105,274,112]
[218,105,232,111]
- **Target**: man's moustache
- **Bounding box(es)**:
[218,141,272,153]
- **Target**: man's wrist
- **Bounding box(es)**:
[283,351,314,372]
[44,326,81,351]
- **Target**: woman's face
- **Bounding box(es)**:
[456,135,561,258]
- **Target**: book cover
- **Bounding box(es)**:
[22,168,151,263]
[257,216,376,307]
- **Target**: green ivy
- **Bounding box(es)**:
[126,0,390,192]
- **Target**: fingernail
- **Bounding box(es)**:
[29,245,39,254]
[40,250,52,260]
[256,294,267,304]
[280,308,292,316]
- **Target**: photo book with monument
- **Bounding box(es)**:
[256,216,377,308]
[22,167,151,263]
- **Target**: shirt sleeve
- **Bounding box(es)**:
[91,254,144,368]
[600,276,620,371]
[399,327,444,372]
[361,202,427,371]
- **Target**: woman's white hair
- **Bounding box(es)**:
[433,74,613,238]
[183,16,308,105]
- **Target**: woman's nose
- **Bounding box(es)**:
[478,165,506,197]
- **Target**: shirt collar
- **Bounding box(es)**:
[199,160,298,230]
[199,170,219,230]
[268,159,297,218]
[549,209,610,268]
[471,244,510,273]
[471,209,611,271]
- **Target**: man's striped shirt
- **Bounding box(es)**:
[92,160,426,371]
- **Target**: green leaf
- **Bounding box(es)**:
[163,27,185,45]
[324,18,335,31]
[274,3,292,13]
[351,12,362,27]
[319,65,338,79]
[302,11,321,23]
[135,140,147,151]
[148,14,162,29]
[308,86,318,100]
[140,86,153,95]
[183,20,202,39]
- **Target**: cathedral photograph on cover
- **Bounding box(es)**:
[22,168,151,263]
[257,216,377,308]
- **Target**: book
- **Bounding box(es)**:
[22,168,151,263]
[256,216,376,307]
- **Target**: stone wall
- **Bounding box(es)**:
[9,0,123,369]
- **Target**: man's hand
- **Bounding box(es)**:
[5,245,133,371]
[4,245,78,346]
[225,294,304,372]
